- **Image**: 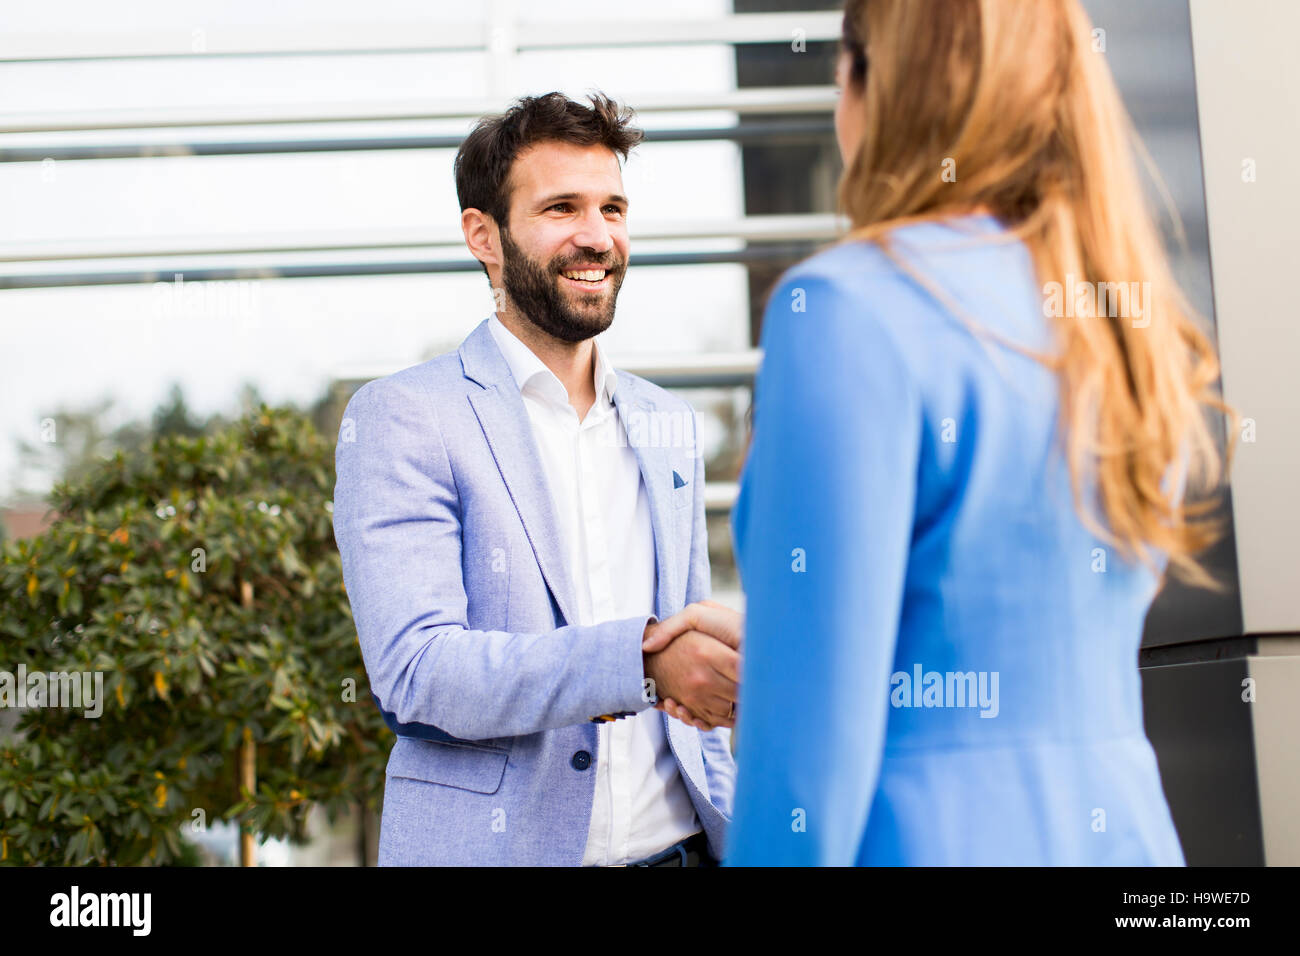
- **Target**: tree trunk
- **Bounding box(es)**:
[238,578,257,867]
[238,726,256,866]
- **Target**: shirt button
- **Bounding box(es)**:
[570,750,592,771]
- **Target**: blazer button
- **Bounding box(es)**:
[570,750,592,771]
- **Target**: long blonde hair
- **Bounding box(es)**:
[837,0,1233,585]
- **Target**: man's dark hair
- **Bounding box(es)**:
[454,91,643,233]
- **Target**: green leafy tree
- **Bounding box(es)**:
[0,406,388,865]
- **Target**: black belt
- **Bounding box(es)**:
[622,831,714,867]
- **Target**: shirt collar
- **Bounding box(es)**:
[487,312,619,407]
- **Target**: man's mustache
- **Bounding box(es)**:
[552,253,624,273]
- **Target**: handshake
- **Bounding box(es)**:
[640,600,743,732]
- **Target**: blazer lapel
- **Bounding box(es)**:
[460,319,582,628]
[612,377,679,622]
[611,376,713,800]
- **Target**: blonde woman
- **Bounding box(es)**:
[725,0,1228,865]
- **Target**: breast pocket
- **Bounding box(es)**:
[386,737,509,795]
[673,461,696,510]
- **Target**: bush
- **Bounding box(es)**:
[0,406,388,865]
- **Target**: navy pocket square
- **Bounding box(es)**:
[672,470,687,489]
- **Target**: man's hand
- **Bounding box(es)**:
[641,601,744,731]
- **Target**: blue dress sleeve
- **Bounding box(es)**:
[725,270,922,866]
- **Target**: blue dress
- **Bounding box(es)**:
[725,214,1186,865]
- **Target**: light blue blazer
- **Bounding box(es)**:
[333,317,735,865]
[725,214,1186,866]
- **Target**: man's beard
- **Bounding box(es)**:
[498,226,626,343]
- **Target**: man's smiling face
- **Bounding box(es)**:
[497,140,630,343]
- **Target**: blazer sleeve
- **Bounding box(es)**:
[332,377,653,742]
[724,272,922,865]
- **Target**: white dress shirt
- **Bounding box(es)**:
[487,313,700,866]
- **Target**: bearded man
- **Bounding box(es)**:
[333,92,741,866]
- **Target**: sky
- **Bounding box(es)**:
[0,0,752,500]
